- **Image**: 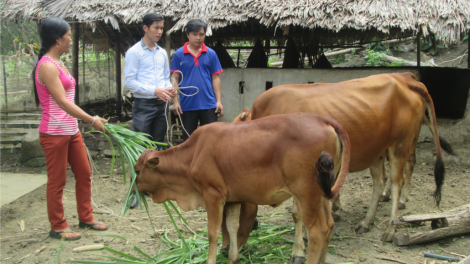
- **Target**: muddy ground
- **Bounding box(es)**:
[1,139,469,264]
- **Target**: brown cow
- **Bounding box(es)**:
[135,113,351,264]
[233,72,445,244]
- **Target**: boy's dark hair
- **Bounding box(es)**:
[142,13,163,30]
[185,19,207,34]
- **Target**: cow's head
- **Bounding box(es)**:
[232,109,252,123]
[134,149,161,195]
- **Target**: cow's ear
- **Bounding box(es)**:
[145,156,160,168]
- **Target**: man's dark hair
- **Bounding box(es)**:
[142,13,163,30]
[185,19,207,34]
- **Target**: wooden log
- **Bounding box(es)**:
[393,204,469,225]
[393,215,470,246]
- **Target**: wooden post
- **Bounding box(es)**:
[265,38,270,55]
[82,23,86,102]
[164,17,173,137]
[417,29,422,69]
[2,57,7,106]
[468,30,470,68]
[165,17,172,61]
[237,49,241,68]
[72,23,80,105]
[108,39,111,97]
[115,32,122,121]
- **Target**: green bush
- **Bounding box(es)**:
[364,49,405,67]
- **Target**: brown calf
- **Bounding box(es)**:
[135,113,350,264]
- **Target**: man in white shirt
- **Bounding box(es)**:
[124,12,176,145]
[124,13,176,208]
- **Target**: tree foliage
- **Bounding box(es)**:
[1,20,39,55]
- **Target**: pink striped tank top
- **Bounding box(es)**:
[35,56,79,135]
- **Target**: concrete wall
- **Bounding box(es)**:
[218,67,419,122]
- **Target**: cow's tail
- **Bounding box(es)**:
[423,116,455,155]
[407,79,445,206]
[316,118,351,200]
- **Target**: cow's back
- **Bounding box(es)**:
[251,73,425,172]
[186,113,342,205]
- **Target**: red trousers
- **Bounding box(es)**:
[40,132,94,230]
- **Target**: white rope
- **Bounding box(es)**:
[164,70,199,147]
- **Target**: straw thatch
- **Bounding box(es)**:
[3,0,470,45]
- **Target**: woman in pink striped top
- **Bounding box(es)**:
[33,17,109,241]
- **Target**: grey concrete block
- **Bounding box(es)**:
[21,131,45,162]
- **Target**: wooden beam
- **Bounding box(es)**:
[115,32,122,121]
[265,38,270,54]
[72,23,80,105]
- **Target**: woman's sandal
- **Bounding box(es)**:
[49,230,81,241]
[78,221,108,231]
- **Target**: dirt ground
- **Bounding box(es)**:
[1,137,469,264]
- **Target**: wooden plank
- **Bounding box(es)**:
[2,120,40,125]
[398,212,450,223]
[0,128,37,135]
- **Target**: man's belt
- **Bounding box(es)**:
[134,98,166,104]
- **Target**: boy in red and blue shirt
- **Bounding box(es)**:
[170,19,223,141]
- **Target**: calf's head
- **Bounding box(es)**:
[134,149,161,195]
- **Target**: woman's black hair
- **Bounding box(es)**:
[32,17,70,107]
[142,13,164,31]
[185,19,207,34]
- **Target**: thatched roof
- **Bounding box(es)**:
[3,0,470,45]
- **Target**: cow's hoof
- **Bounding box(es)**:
[379,195,390,202]
[355,225,369,234]
[398,202,406,210]
[290,255,305,264]
[228,258,239,264]
[332,213,341,222]
[221,245,229,257]
[381,232,394,242]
